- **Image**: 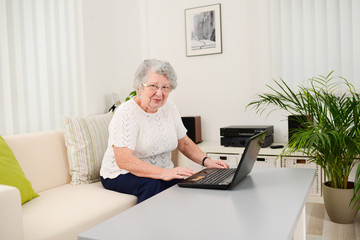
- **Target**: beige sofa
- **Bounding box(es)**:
[0,130,137,240]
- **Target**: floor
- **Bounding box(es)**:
[306,202,360,240]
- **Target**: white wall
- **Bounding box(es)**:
[143,0,288,143]
[3,1,356,137]
[82,0,143,115]
[82,0,358,144]
[81,0,289,143]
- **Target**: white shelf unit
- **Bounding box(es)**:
[206,152,241,168]
[281,156,322,197]
[206,152,281,169]
[255,155,281,168]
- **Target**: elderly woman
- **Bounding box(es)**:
[100,59,229,203]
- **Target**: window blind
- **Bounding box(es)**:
[0,0,86,135]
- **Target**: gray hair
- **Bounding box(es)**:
[133,59,177,91]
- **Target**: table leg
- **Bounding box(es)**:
[293,206,306,240]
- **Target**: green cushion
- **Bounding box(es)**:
[0,136,39,204]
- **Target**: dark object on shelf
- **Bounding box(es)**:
[288,115,308,141]
[221,134,273,148]
[182,116,202,143]
[270,144,284,149]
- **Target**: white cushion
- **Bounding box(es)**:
[63,112,113,184]
[22,182,137,240]
[4,130,70,193]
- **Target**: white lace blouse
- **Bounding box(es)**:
[100,98,187,179]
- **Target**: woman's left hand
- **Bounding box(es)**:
[204,158,229,169]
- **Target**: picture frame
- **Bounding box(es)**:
[185,4,222,57]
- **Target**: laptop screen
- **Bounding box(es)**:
[229,131,266,188]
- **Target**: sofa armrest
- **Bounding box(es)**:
[0,185,24,240]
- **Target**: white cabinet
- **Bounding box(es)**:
[255,155,281,168]
[282,157,322,196]
[206,153,241,168]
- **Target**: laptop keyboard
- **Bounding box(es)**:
[197,168,236,184]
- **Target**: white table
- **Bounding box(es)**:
[78,168,315,240]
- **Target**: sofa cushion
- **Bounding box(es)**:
[4,130,70,193]
[63,112,113,185]
[22,182,137,240]
[0,136,39,204]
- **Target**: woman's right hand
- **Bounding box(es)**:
[161,167,195,181]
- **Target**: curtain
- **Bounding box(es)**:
[0,0,86,136]
[268,0,360,87]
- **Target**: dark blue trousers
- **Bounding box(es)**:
[100,173,182,204]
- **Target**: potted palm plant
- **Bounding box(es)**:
[247,71,360,223]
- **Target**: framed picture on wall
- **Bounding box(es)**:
[185,4,222,57]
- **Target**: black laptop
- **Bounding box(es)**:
[178,131,266,190]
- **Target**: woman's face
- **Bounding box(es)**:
[138,71,171,113]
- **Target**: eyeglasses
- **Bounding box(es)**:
[143,83,171,93]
